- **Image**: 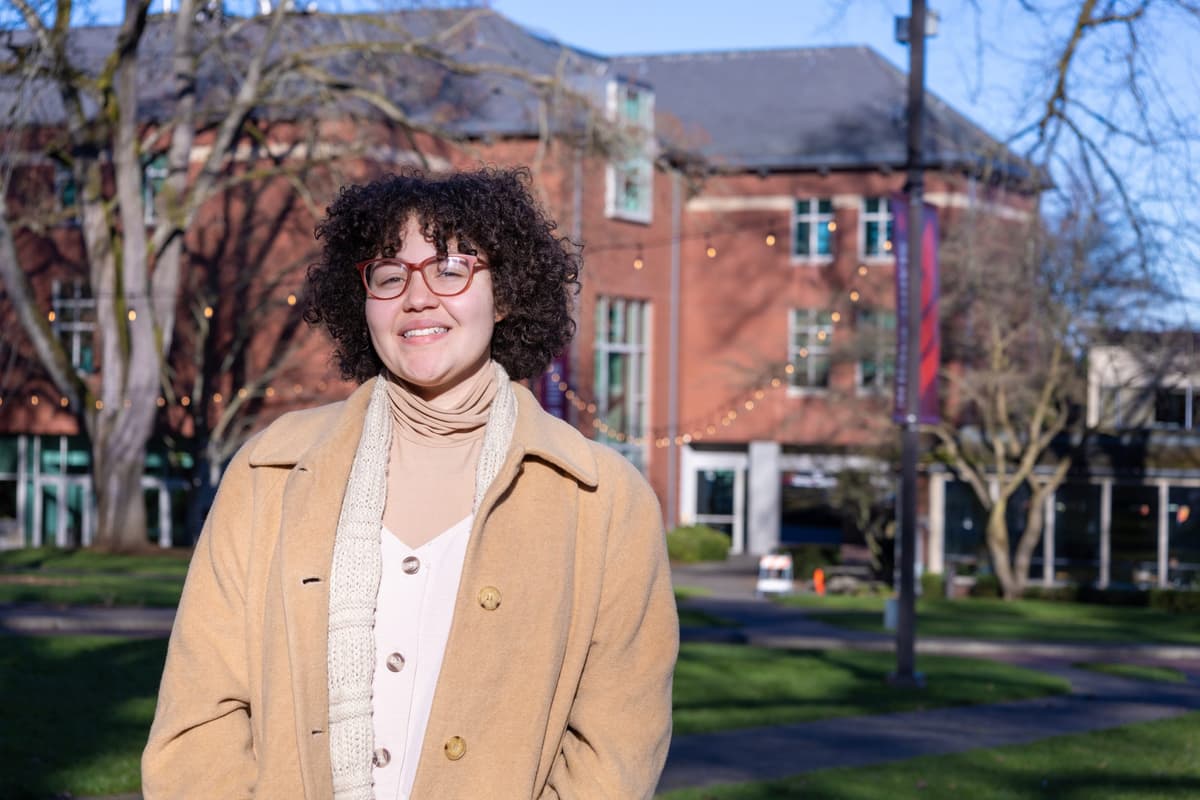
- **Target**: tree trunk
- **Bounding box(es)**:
[92,434,151,551]
[984,501,1020,599]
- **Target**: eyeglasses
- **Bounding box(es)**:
[356,254,490,300]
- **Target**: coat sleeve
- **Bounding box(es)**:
[142,447,258,799]
[542,453,679,799]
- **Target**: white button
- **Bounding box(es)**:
[402,556,420,575]
[373,747,391,767]
[386,652,406,672]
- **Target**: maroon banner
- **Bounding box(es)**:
[891,195,940,424]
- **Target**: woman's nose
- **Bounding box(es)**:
[401,268,440,309]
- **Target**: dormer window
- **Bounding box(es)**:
[605,80,655,224]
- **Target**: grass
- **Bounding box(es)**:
[778,594,1200,646]
[658,711,1200,799]
[0,636,168,799]
[0,636,1068,798]
[0,547,189,607]
[1072,661,1189,684]
[673,642,1069,735]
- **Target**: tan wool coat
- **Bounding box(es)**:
[142,379,678,799]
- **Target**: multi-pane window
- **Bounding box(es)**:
[1154,388,1189,428]
[605,81,654,223]
[792,198,834,259]
[143,154,168,225]
[54,164,78,224]
[857,308,896,391]
[788,309,834,389]
[51,280,96,374]
[595,297,650,471]
[861,196,894,259]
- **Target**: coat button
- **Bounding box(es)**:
[444,736,466,761]
[386,652,406,672]
[402,556,420,575]
[478,585,501,611]
[373,747,391,767]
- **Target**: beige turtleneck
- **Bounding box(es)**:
[382,364,497,547]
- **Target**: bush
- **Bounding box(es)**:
[784,544,840,579]
[920,572,945,598]
[969,574,1001,598]
[666,525,731,563]
[1149,588,1200,613]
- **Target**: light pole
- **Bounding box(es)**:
[891,0,933,688]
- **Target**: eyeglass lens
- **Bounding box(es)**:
[365,256,473,297]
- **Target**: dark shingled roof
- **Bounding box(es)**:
[612,46,1030,178]
[2,8,1029,180]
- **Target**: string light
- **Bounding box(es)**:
[95,400,103,409]
[850,290,860,302]
[156,397,165,407]
[213,392,223,403]
[127,309,137,321]
[705,234,717,259]
[30,395,39,406]
[764,232,776,247]
[858,265,868,276]
[59,397,68,407]
[287,294,297,306]
[265,386,275,397]
[831,311,841,323]
[47,310,56,322]
[633,244,645,270]
[180,396,190,407]
[203,306,214,318]
[827,221,837,232]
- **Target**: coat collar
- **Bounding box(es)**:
[246,376,599,489]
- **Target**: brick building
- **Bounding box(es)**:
[0,8,1034,561]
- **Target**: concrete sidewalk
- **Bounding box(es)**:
[662,561,1200,795]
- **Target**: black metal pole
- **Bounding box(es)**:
[894,0,926,687]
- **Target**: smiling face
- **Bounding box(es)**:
[365,216,501,403]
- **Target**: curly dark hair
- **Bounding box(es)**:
[304,166,581,383]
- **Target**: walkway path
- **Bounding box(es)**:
[662,561,1200,794]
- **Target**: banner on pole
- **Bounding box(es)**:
[891,195,941,424]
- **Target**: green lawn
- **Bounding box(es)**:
[0,547,189,607]
[0,636,168,799]
[779,594,1200,646]
[0,636,1068,798]
[658,711,1200,799]
[673,643,1068,735]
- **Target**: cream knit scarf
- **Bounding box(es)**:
[326,361,517,799]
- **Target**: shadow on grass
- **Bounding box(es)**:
[672,644,1068,735]
[0,636,166,799]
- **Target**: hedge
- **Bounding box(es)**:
[666,525,731,563]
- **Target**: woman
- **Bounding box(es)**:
[142,167,678,799]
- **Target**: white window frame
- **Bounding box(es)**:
[595,296,651,471]
[604,80,655,224]
[787,308,833,394]
[860,196,894,261]
[855,308,896,394]
[143,154,168,225]
[791,198,834,263]
[50,279,96,374]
